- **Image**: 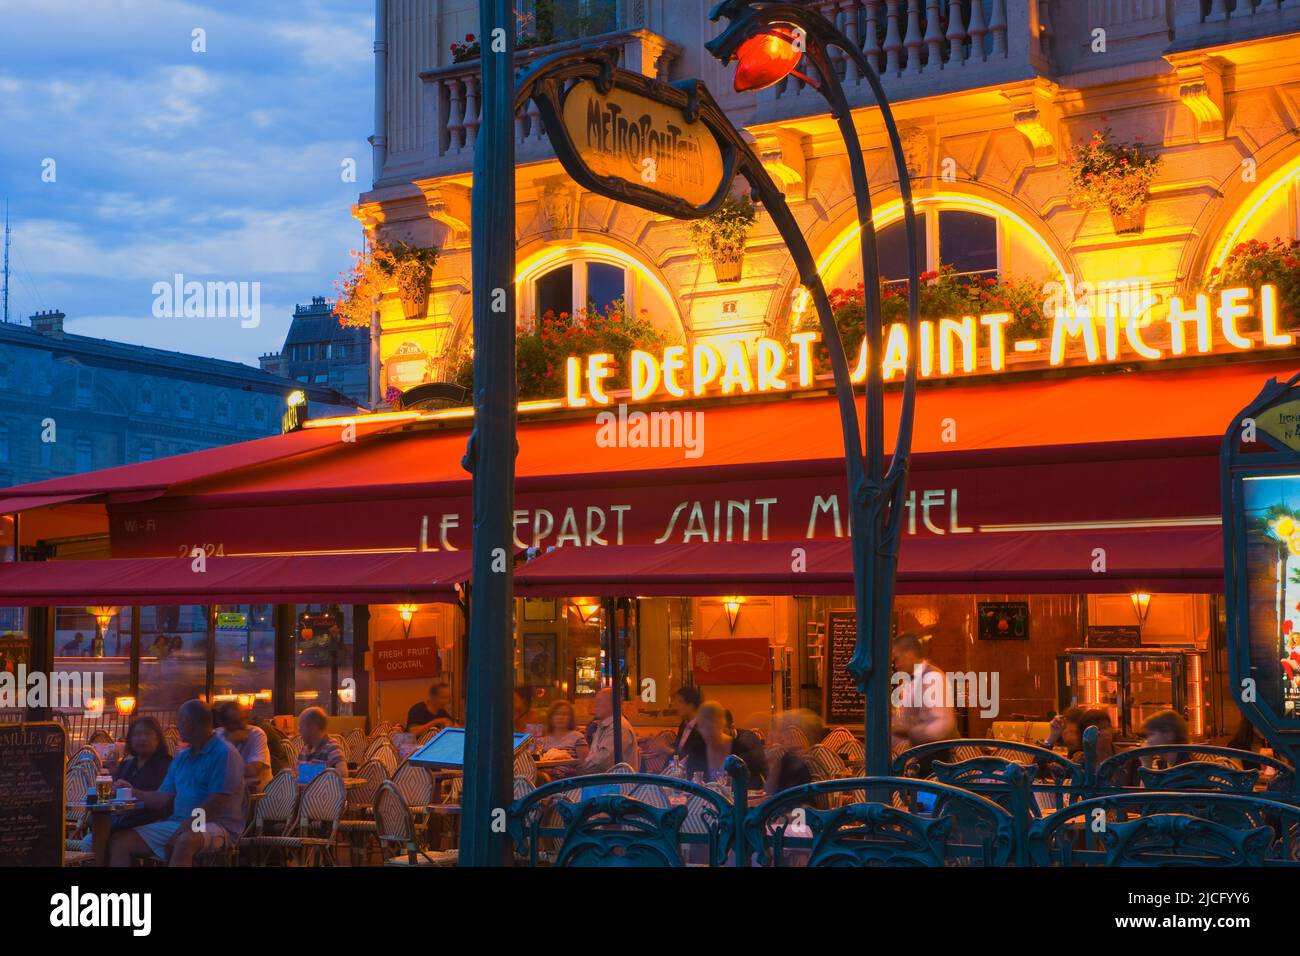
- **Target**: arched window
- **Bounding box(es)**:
[177,388,194,419]
[215,392,231,424]
[139,382,154,412]
[875,208,999,284]
[74,438,92,473]
[530,260,628,319]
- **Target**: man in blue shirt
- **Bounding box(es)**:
[108,699,246,866]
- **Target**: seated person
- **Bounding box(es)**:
[539,699,588,758]
[297,706,346,770]
[684,701,767,786]
[107,700,245,867]
[86,716,173,849]
[1077,709,1116,764]
[575,688,638,774]
[406,681,457,736]
[1041,706,1085,755]
[767,709,821,794]
[1137,709,1190,771]
[214,700,272,792]
[512,687,536,734]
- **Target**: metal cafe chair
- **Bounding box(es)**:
[1095,744,1297,794]
[747,777,1016,867]
[1029,791,1300,866]
[374,781,457,867]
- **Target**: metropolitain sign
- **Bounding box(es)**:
[564,284,1292,407]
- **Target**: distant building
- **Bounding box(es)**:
[0,309,355,488]
[259,297,370,405]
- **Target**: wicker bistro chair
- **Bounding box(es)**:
[513,747,538,786]
[392,763,434,828]
[335,759,389,865]
[1029,791,1300,867]
[237,770,300,865]
[241,769,345,866]
[342,728,366,767]
[805,744,846,781]
[363,738,399,775]
[747,777,1017,867]
[374,782,458,866]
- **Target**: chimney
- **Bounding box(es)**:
[31,309,65,337]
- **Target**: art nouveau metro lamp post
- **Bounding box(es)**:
[707,0,923,776]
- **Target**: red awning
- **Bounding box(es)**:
[0,550,473,606]
[0,493,97,513]
[513,526,1223,596]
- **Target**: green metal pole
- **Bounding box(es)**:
[460,0,517,867]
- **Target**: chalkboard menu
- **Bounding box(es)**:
[823,610,864,725]
[0,722,66,866]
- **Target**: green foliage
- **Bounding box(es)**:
[689,196,758,259]
[452,297,676,400]
[1208,238,1300,329]
[1067,129,1161,217]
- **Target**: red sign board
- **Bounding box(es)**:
[372,637,441,682]
[691,638,771,684]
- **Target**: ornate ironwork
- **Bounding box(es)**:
[706,0,924,777]
[1029,791,1300,866]
[550,796,690,867]
[747,777,1016,867]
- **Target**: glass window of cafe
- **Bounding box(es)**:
[511,592,1224,742]
[33,602,355,721]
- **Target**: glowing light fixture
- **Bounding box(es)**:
[398,604,418,639]
[338,684,356,705]
[286,389,307,407]
[87,605,119,633]
[236,693,256,709]
[723,596,744,633]
[1130,592,1152,626]
[733,29,806,93]
[572,600,601,625]
[84,697,105,718]
[114,696,137,717]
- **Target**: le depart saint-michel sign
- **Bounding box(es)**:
[559,78,727,209]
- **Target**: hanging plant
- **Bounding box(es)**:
[689,196,758,283]
[1067,128,1161,233]
[334,241,439,327]
[1208,238,1300,330]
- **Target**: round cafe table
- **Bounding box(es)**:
[68,798,141,868]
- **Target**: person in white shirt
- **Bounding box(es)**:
[214,700,272,792]
[890,632,957,751]
[577,688,638,773]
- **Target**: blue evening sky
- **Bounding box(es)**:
[0,0,374,366]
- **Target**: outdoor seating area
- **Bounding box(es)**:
[56,704,1300,868]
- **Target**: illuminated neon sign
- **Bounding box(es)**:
[564,284,1292,407]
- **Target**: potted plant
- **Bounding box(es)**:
[1208,238,1300,330]
[1067,129,1161,235]
[334,241,439,327]
[689,196,758,283]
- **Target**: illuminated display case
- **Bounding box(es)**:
[1060,648,1208,740]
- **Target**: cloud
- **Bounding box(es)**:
[0,0,374,362]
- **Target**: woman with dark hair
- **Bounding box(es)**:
[1077,709,1116,763]
[110,716,173,831]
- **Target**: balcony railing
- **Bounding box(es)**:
[756,1,1053,123]
[419,28,682,176]
[1172,0,1300,50]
